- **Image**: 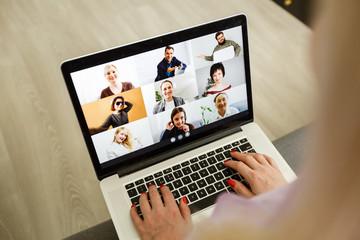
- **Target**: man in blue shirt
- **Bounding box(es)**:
[155,46,187,81]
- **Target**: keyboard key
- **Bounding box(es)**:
[154,172,163,178]
[222,169,232,177]
[224,144,232,150]
[215,154,225,161]
[131,196,140,205]
[125,183,135,189]
[144,175,154,182]
[199,160,209,168]
[182,167,192,176]
[207,166,217,174]
[135,179,144,185]
[127,188,137,198]
[181,161,190,167]
[216,162,226,170]
[146,180,156,187]
[197,179,207,188]
[181,176,191,185]
[224,150,231,158]
[190,157,198,163]
[207,156,217,165]
[231,147,240,152]
[190,172,200,181]
[190,163,200,172]
[173,180,183,188]
[247,149,256,153]
[205,175,216,184]
[179,186,189,195]
[205,185,216,194]
[167,182,174,191]
[199,169,209,177]
[172,190,180,199]
[137,185,147,194]
[199,154,207,160]
[155,177,165,186]
[232,174,242,182]
[164,173,175,182]
[172,164,181,170]
[188,183,198,192]
[163,168,172,174]
[232,141,240,146]
[188,193,199,202]
[207,151,216,157]
[173,170,183,179]
[197,189,207,198]
[214,172,224,181]
[240,138,248,144]
[214,182,225,190]
[240,143,252,152]
[215,147,224,153]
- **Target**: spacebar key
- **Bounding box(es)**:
[188,190,227,214]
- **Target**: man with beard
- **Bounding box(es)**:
[197,31,241,61]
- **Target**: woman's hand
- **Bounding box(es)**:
[224,151,288,198]
[130,185,193,240]
[181,124,190,132]
[166,121,173,130]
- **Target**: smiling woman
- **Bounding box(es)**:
[100,64,135,98]
[206,62,231,96]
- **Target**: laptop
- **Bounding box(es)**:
[61,14,296,239]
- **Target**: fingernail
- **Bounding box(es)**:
[230,150,236,153]
[148,184,154,188]
[160,184,165,188]
[224,160,230,163]
[131,204,135,208]
[227,179,236,188]
[182,196,188,205]
[142,191,146,195]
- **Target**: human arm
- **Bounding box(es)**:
[224,151,287,197]
[122,101,133,113]
[229,40,241,57]
[130,185,193,240]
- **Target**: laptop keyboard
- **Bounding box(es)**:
[125,138,256,217]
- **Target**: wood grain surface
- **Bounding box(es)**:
[0,0,315,239]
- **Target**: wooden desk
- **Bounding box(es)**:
[0,0,315,239]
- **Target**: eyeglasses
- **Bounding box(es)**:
[115,101,125,106]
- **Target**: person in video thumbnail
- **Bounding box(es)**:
[197,31,241,61]
[89,96,133,135]
[107,126,142,159]
[153,80,185,114]
[155,46,187,82]
[210,92,239,123]
[100,64,135,98]
[206,62,231,96]
[160,107,195,141]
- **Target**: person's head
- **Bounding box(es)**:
[160,80,173,100]
[171,107,187,129]
[113,127,133,150]
[210,62,225,83]
[215,31,225,45]
[110,96,125,111]
[104,64,119,84]
[214,92,228,111]
[164,46,174,63]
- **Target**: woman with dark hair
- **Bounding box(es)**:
[160,107,195,141]
[89,96,133,135]
[206,62,231,96]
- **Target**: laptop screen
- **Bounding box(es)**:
[61,14,253,179]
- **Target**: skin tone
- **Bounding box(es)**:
[161,82,173,102]
[114,98,125,113]
[206,69,230,96]
[104,65,122,94]
[114,130,127,144]
[165,112,190,132]
[215,94,228,117]
[165,49,183,73]
[197,33,226,59]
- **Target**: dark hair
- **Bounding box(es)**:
[215,31,224,40]
[210,62,225,80]
[213,92,228,103]
[171,107,186,123]
[165,46,174,52]
[160,80,173,91]
[110,96,124,111]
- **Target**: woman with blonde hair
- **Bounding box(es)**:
[107,126,142,159]
[130,0,360,239]
[100,64,135,98]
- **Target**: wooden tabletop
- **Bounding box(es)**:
[0,0,315,239]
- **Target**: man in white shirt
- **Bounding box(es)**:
[153,80,185,114]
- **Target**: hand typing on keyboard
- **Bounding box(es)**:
[130,184,193,240]
[224,151,288,197]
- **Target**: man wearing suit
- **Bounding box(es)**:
[155,46,187,81]
[153,80,185,114]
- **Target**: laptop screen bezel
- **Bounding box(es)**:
[61,14,253,180]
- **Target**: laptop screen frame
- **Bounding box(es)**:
[61,14,253,180]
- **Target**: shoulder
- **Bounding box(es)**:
[122,82,135,90]
[228,106,239,113]
[101,87,113,98]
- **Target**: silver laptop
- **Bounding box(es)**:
[61,14,296,239]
